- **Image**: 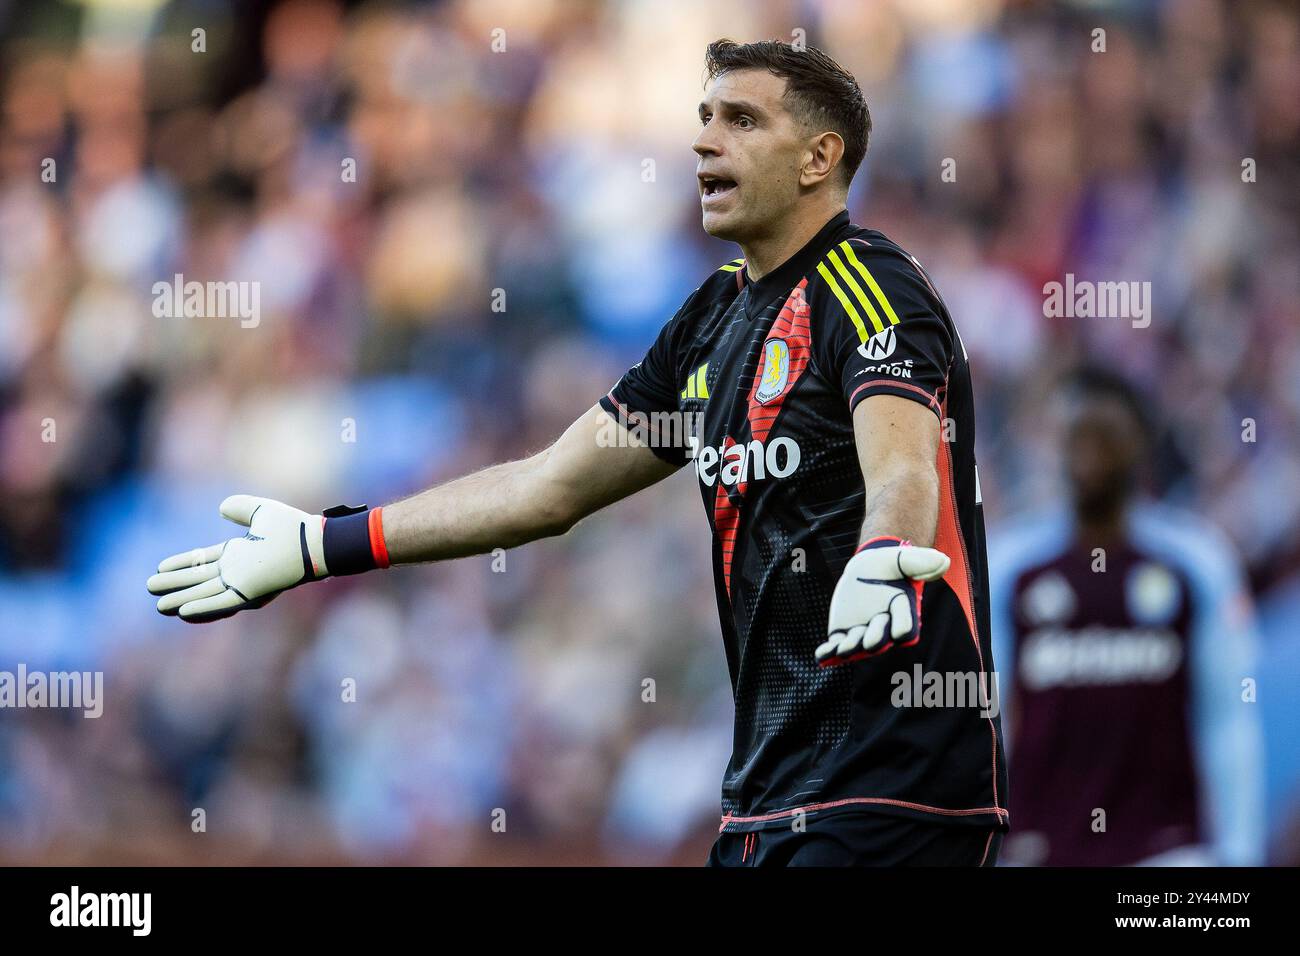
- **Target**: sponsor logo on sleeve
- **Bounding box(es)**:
[853,358,914,379]
[856,325,897,361]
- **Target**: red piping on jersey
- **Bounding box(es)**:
[604,390,641,428]
[933,410,976,641]
[848,378,940,414]
[604,389,626,418]
[719,796,1010,831]
[933,387,1003,816]
[979,830,995,866]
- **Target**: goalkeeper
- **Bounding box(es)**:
[149,39,1007,866]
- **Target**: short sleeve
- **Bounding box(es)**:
[599,306,689,467]
[810,240,954,419]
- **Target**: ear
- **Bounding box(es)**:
[800,131,845,189]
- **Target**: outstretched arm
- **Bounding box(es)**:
[384,404,677,562]
[147,404,677,622]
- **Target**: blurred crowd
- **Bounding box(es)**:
[0,0,1297,864]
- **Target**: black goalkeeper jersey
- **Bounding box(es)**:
[599,211,1008,834]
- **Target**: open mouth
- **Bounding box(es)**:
[699,175,738,200]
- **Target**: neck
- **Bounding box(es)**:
[740,198,845,280]
[1074,498,1128,550]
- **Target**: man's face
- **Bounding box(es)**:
[693,69,811,243]
[1063,394,1144,517]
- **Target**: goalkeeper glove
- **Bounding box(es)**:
[146,494,389,623]
[815,537,950,667]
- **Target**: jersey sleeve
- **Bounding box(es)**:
[598,302,691,468]
[809,240,954,419]
[1185,535,1266,866]
[1134,507,1267,866]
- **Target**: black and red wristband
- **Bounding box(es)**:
[321,504,390,576]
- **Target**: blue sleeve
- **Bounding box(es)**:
[1188,544,1266,866]
[986,538,1020,751]
[1136,508,1266,865]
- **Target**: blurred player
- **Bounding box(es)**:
[147,40,1006,866]
[990,368,1264,866]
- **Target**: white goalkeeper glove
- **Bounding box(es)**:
[815,537,951,667]
[146,495,387,624]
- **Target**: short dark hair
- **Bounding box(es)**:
[704,38,871,188]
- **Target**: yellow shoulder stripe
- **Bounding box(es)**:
[816,261,871,344]
[839,241,901,327]
[826,249,885,336]
[718,258,745,273]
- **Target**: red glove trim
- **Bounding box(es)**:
[855,535,911,554]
